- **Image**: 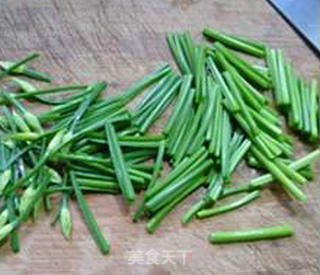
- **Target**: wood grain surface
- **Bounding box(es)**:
[0,0,320,274]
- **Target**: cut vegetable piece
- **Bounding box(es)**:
[276,49,290,106]
[164,74,193,134]
[310,79,319,140]
[215,43,269,89]
[105,122,135,204]
[70,172,110,254]
[145,159,212,213]
[251,146,306,201]
[196,190,260,219]
[203,27,265,57]
[147,176,207,233]
[209,224,293,244]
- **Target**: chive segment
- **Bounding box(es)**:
[70,172,110,254]
[105,122,135,203]
[209,224,294,244]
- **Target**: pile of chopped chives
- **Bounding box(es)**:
[0,27,319,254]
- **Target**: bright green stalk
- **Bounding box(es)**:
[214,43,269,89]
[251,146,306,201]
[248,149,319,188]
[276,49,290,106]
[70,172,109,254]
[203,27,265,57]
[167,33,190,74]
[147,176,206,234]
[139,79,181,133]
[0,53,39,79]
[105,122,135,204]
[310,79,319,140]
[196,190,260,219]
[173,101,206,165]
[118,63,171,105]
[285,62,300,127]
[164,75,193,134]
[145,159,213,213]
[209,224,293,244]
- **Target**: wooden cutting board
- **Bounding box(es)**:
[0,0,319,274]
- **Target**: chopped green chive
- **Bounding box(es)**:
[70,172,109,254]
[196,190,260,219]
[1,27,319,255]
[209,224,294,244]
[105,122,135,204]
[203,27,265,57]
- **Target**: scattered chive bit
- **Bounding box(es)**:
[209,224,294,244]
[0,27,319,256]
[203,27,266,57]
[70,172,110,254]
[196,190,260,219]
